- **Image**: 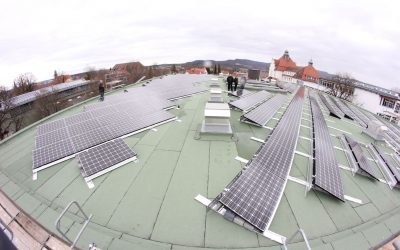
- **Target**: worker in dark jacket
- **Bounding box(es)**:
[99,81,105,101]
[227,75,234,92]
[233,77,238,91]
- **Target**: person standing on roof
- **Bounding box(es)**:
[227,75,234,92]
[99,81,105,101]
[233,77,238,91]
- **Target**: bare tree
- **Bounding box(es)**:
[326,72,356,101]
[146,66,154,79]
[0,87,13,140]
[171,64,177,74]
[33,88,60,119]
[13,73,36,95]
[0,87,24,139]
[84,67,97,81]
[9,114,24,132]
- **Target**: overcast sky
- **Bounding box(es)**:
[0,0,399,89]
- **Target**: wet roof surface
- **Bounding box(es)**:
[1,75,400,249]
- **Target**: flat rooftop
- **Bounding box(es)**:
[0,75,400,249]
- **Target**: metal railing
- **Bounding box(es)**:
[55,201,92,249]
[282,229,311,250]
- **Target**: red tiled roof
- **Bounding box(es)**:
[296,65,320,82]
[186,68,207,74]
[274,54,297,71]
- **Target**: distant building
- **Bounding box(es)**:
[105,70,129,88]
[295,60,320,83]
[112,62,146,83]
[186,68,208,74]
[232,72,247,78]
[259,70,269,80]
[248,69,260,80]
[268,50,320,83]
[51,75,72,85]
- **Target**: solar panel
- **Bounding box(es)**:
[32,138,75,170]
[330,97,355,120]
[373,145,400,184]
[228,89,253,98]
[343,134,379,180]
[77,138,137,181]
[161,86,207,100]
[84,102,111,112]
[96,112,130,127]
[35,127,69,149]
[229,90,272,112]
[217,87,304,231]
[37,119,66,135]
[241,94,287,126]
[313,93,329,112]
[310,96,344,201]
[334,99,367,127]
[111,110,175,138]
[90,106,118,118]
[318,94,344,119]
[382,122,400,147]
[65,112,94,126]
[70,126,114,152]
[67,119,101,136]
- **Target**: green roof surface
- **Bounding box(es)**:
[0,75,399,250]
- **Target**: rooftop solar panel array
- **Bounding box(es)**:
[373,144,400,186]
[240,94,287,126]
[229,90,272,112]
[381,122,400,153]
[343,134,379,180]
[216,87,305,232]
[33,109,175,170]
[32,75,213,172]
[352,107,400,152]
[10,79,91,108]
[319,94,344,119]
[330,97,360,122]
[310,95,345,201]
[342,102,371,127]
[77,138,137,181]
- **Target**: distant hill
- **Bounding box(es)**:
[318,70,334,79]
[161,59,270,71]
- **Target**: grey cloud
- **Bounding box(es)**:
[0,0,399,89]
